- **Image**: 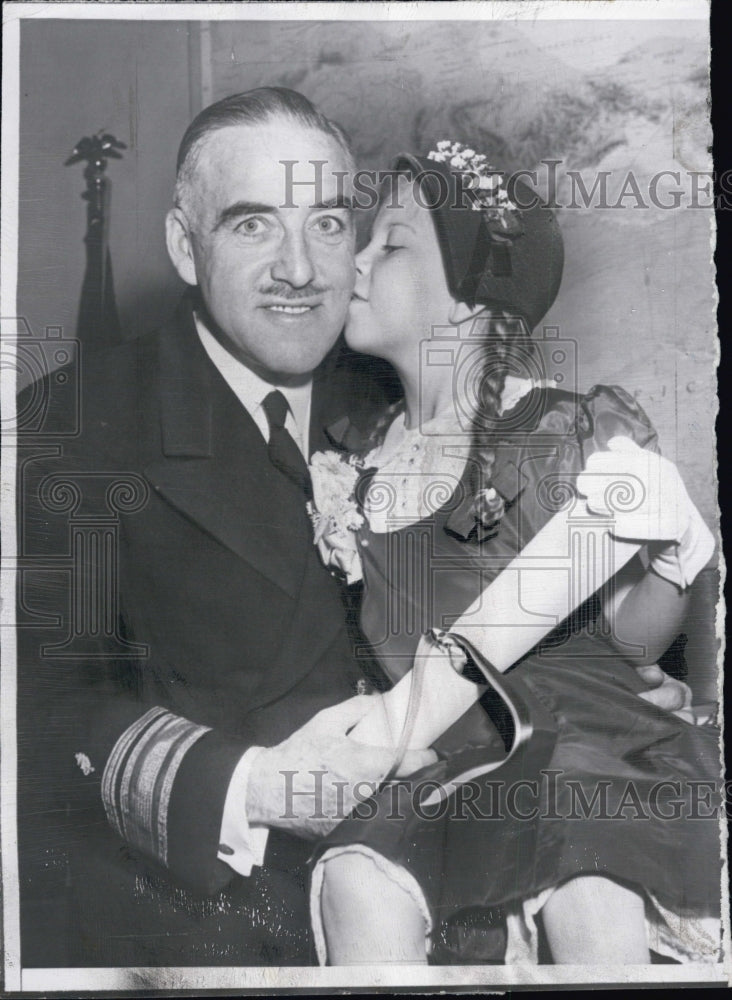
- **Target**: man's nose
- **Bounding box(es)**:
[271,231,316,289]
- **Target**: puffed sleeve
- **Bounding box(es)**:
[576,384,661,462]
[486,385,663,549]
[445,384,662,545]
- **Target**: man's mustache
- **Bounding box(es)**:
[259,283,330,300]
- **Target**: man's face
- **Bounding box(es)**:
[172,118,356,380]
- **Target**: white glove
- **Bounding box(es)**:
[577,436,714,589]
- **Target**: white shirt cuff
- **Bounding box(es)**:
[217,746,270,877]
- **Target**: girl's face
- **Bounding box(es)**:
[346,175,457,365]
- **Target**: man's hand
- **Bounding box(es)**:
[636,663,696,724]
[245,696,437,839]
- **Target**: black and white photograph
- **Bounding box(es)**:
[1,1,728,993]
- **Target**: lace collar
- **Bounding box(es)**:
[366,376,536,470]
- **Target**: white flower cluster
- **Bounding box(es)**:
[307,450,365,585]
[427,140,519,215]
[427,139,488,172]
[307,450,364,535]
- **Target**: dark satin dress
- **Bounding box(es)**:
[317,385,722,962]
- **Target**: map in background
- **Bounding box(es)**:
[209,18,714,523]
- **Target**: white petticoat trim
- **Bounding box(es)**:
[310,845,433,965]
[312,846,721,966]
[505,887,721,965]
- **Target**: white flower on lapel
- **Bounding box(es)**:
[307,450,365,584]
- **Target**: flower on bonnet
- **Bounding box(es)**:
[426,140,523,238]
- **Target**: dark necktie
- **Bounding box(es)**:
[262,390,312,499]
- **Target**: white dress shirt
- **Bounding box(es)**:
[195,314,313,877]
[196,318,312,458]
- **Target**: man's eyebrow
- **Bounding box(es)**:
[312,195,353,211]
[214,201,276,231]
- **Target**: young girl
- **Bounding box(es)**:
[309,144,721,966]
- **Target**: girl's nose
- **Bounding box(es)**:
[353,249,370,298]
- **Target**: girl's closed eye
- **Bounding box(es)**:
[380,221,413,255]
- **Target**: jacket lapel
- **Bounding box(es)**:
[247,542,347,709]
[309,346,342,456]
[143,305,307,600]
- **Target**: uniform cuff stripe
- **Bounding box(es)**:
[102,707,211,867]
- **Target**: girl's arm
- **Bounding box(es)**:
[599,555,690,666]
[352,440,713,750]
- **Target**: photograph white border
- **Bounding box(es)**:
[1,1,728,993]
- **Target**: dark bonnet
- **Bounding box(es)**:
[393,151,564,331]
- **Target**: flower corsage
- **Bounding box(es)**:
[307,450,365,585]
[471,486,506,538]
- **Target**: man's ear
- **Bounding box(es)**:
[447,298,485,326]
[165,208,198,287]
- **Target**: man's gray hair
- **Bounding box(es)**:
[174,86,355,215]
